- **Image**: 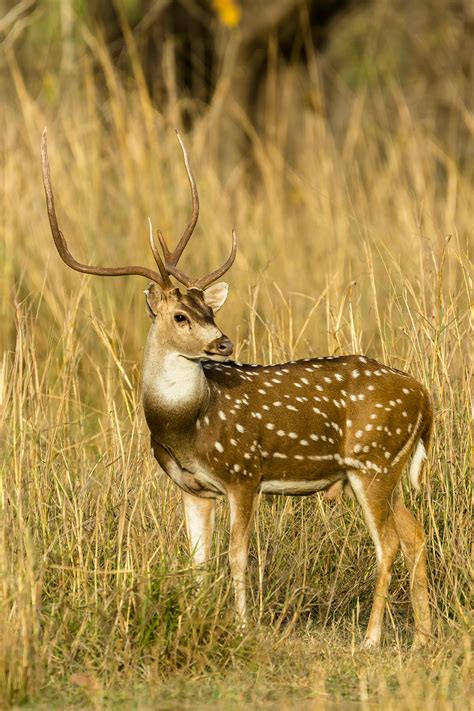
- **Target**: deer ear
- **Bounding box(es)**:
[144,283,162,319]
[202,282,229,313]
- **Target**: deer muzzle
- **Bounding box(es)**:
[205,335,233,357]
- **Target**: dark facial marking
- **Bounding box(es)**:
[173,289,216,327]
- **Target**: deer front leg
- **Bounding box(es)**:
[228,489,255,624]
[182,491,215,566]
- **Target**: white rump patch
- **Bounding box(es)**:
[409,439,427,490]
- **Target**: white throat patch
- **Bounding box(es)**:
[147,352,204,408]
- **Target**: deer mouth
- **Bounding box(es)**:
[203,351,231,362]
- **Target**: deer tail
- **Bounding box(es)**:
[409,387,433,491]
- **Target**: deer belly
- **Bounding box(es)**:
[258,478,334,496]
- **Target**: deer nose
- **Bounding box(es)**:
[206,335,233,357]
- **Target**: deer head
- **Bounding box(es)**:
[144,282,232,361]
[41,128,236,361]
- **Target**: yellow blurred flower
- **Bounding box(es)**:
[212,0,241,27]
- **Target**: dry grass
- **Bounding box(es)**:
[1,20,472,711]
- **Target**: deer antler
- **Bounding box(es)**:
[42,128,237,292]
[41,128,171,288]
[150,130,237,290]
[157,130,200,267]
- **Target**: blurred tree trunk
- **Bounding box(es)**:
[84,0,354,169]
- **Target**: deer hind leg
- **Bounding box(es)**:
[393,497,431,646]
[347,470,400,648]
[182,491,215,566]
[228,489,255,624]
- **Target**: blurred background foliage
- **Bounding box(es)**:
[1,0,472,170]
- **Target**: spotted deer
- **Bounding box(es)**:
[41,128,433,648]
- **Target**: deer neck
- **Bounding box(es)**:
[142,329,209,436]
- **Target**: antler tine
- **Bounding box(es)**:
[158,129,200,268]
[148,221,173,287]
[152,225,196,289]
[41,128,166,287]
[163,229,237,291]
[193,229,238,290]
[153,131,237,290]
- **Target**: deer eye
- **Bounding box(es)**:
[174,313,189,325]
